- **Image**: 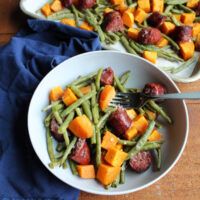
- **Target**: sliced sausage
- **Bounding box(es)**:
[70,138,91,165]
[79,0,96,9]
[50,118,64,142]
[138,28,162,45]
[147,12,166,28]
[103,11,124,32]
[61,0,73,7]
[129,151,152,173]
[143,83,166,96]
[100,67,114,86]
[109,107,132,135]
[194,2,200,16]
[173,26,192,42]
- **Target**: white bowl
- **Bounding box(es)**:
[28,51,189,195]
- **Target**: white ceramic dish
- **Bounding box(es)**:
[20,0,200,83]
[28,51,189,195]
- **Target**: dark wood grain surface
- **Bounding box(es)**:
[1,1,200,199]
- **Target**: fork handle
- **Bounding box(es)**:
[154,92,200,100]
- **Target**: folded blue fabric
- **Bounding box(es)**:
[0,19,101,199]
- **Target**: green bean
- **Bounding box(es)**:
[76,9,84,18]
[164,5,174,14]
[129,41,143,54]
[61,90,96,117]
[152,148,162,170]
[62,162,67,169]
[120,36,137,55]
[127,121,155,159]
[119,70,131,86]
[56,143,66,152]
[75,107,82,116]
[126,0,133,6]
[171,8,184,14]
[143,19,148,27]
[61,136,77,165]
[111,174,120,188]
[49,161,60,169]
[120,161,126,184]
[138,107,145,115]
[44,112,53,127]
[70,71,97,86]
[171,15,181,26]
[148,100,172,124]
[58,111,75,134]
[105,34,115,45]
[142,142,161,151]
[118,139,136,146]
[63,130,70,146]
[42,100,61,112]
[95,68,103,91]
[69,159,78,175]
[178,4,195,13]
[71,5,80,26]
[97,86,104,101]
[91,84,99,124]
[114,75,127,92]
[47,9,73,20]
[105,184,112,190]
[76,81,91,88]
[158,51,183,62]
[195,16,200,22]
[171,57,196,74]
[46,127,55,162]
[165,0,187,5]
[107,32,120,42]
[71,85,93,121]
[55,151,64,159]
[97,108,116,129]
[96,128,101,166]
[134,42,160,52]
[52,106,63,125]
[162,34,180,51]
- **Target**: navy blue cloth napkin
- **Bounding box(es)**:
[0,19,101,199]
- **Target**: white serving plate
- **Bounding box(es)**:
[20,0,200,83]
[28,50,189,195]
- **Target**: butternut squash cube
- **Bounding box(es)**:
[104,148,128,167]
[110,0,124,5]
[126,109,137,120]
[50,0,63,12]
[138,0,151,13]
[49,86,64,101]
[97,164,120,185]
[134,8,148,24]
[79,22,94,31]
[60,18,76,27]
[192,23,200,37]
[69,115,93,138]
[152,0,164,13]
[148,130,162,141]
[180,13,196,25]
[143,51,157,64]
[101,131,119,150]
[127,28,139,40]
[145,109,156,120]
[104,7,113,14]
[79,85,91,94]
[173,14,181,22]
[117,3,128,14]
[77,165,95,179]
[125,125,138,140]
[179,41,195,60]
[115,143,123,150]
[156,38,169,48]
[62,88,77,106]
[133,114,149,134]
[187,0,199,8]
[122,11,134,27]
[161,22,176,35]
[41,3,52,17]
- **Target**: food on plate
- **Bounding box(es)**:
[40,0,200,71]
[43,67,172,189]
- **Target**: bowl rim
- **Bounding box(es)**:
[27,50,189,195]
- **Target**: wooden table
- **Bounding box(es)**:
[1,1,200,199]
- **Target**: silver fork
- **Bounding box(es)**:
[110,92,200,109]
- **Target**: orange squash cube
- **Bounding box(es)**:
[41,3,52,17]
[125,125,138,140]
[134,8,148,24]
[69,115,93,138]
[138,0,151,13]
[161,22,176,35]
[181,13,196,25]
[79,22,94,31]
[143,51,157,64]
[152,0,164,12]
[179,41,195,60]
[122,11,134,27]
[187,0,199,8]
[49,86,64,101]
[173,14,181,22]
[104,7,113,14]
[126,109,137,120]
[148,130,162,141]
[127,28,139,40]
[79,85,91,94]
[50,0,63,12]
[133,114,149,134]
[101,131,119,150]
[104,148,128,167]
[156,38,169,48]
[77,165,95,179]
[97,164,120,185]
[62,88,77,106]
[110,0,124,5]
[192,23,200,37]
[115,143,123,150]
[60,18,76,27]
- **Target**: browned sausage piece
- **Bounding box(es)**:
[129,151,152,173]
[194,2,200,16]
[100,67,114,86]
[61,0,73,7]
[143,83,166,96]
[70,138,91,165]
[109,107,132,135]
[50,118,64,142]
[103,11,124,32]
[137,28,162,45]
[79,0,96,9]
[173,26,192,42]
[147,12,166,28]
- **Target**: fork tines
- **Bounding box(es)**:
[109,92,132,108]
